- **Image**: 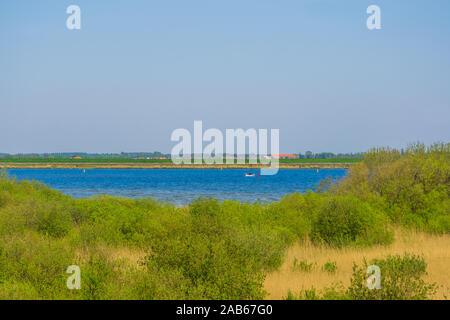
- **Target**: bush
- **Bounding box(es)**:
[144,232,266,299]
[36,204,73,238]
[291,258,316,272]
[286,254,437,300]
[81,255,113,300]
[336,142,450,233]
[347,254,437,300]
[311,195,393,247]
[0,232,75,299]
[322,261,338,274]
[285,283,348,300]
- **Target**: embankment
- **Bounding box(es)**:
[0,162,353,169]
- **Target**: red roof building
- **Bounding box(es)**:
[272,154,298,159]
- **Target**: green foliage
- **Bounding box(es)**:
[81,255,113,300]
[286,288,319,300]
[322,261,338,274]
[0,232,75,299]
[347,254,437,300]
[36,203,73,238]
[0,142,448,299]
[337,142,450,234]
[144,233,265,299]
[311,195,393,247]
[0,178,295,299]
[285,283,348,300]
[286,254,437,300]
[291,258,316,272]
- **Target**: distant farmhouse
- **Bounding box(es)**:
[272,154,298,160]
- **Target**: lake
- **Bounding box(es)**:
[6,169,348,205]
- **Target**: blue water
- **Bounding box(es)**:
[6,169,347,205]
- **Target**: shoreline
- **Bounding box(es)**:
[0,162,353,169]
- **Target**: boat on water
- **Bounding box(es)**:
[245,173,255,177]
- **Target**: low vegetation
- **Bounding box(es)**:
[0,142,448,299]
[322,261,338,275]
[291,259,316,273]
[285,254,437,300]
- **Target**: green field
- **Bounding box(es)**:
[0,158,173,163]
[278,158,361,163]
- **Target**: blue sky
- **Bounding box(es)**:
[1,0,449,153]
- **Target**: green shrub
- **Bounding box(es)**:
[0,232,75,299]
[285,283,348,300]
[291,258,316,272]
[232,227,289,271]
[36,205,73,238]
[144,232,266,299]
[427,214,450,234]
[337,142,450,233]
[311,195,393,247]
[0,192,10,208]
[286,254,437,300]
[347,254,437,300]
[286,288,320,300]
[322,261,338,274]
[0,280,40,300]
[81,255,113,300]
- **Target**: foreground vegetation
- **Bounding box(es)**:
[266,230,449,299]
[284,253,439,300]
[0,142,448,299]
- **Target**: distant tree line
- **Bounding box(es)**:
[0,151,364,160]
[0,152,169,159]
[297,152,364,159]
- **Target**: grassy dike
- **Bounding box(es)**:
[0,163,353,169]
[0,143,448,300]
[0,161,356,169]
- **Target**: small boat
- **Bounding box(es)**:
[245,173,255,177]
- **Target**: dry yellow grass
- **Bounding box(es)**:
[264,229,450,300]
[76,245,147,270]
[105,246,147,267]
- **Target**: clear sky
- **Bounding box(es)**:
[1,0,449,154]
